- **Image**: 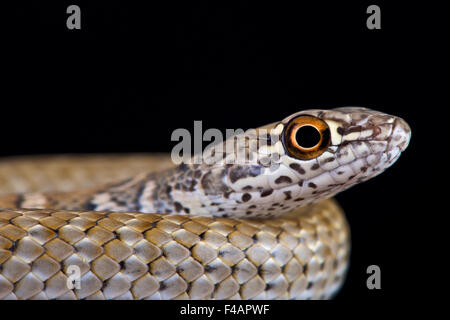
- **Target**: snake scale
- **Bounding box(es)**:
[0,107,410,300]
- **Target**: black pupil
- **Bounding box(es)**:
[295,125,321,148]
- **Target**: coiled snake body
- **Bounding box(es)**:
[0,107,411,300]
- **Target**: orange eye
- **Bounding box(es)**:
[282,115,331,160]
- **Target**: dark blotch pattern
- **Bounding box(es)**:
[260,189,273,197]
[284,191,292,200]
[275,176,292,184]
[242,193,251,202]
[229,165,262,183]
[201,170,228,195]
[308,182,317,189]
[289,163,306,175]
[174,202,183,212]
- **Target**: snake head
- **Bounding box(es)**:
[193,107,411,218]
[277,106,411,185]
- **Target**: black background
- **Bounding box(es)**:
[2,0,445,314]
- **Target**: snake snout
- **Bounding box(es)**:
[344,114,411,185]
[390,117,411,152]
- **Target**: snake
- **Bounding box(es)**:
[0,107,411,300]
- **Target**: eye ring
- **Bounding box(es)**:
[282,115,331,160]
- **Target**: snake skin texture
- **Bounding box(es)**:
[0,107,411,300]
[0,200,348,300]
[0,154,174,195]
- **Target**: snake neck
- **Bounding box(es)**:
[6,163,222,216]
[8,160,303,219]
[87,163,216,215]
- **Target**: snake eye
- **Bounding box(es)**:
[282,115,331,160]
